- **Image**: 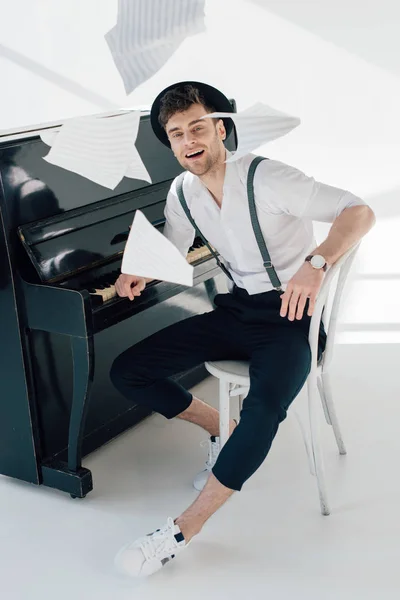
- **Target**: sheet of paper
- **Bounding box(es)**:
[201,102,301,163]
[114,0,205,48]
[105,0,205,95]
[105,26,186,96]
[121,209,193,287]
[42,111,151,188]
[40,130,59,146]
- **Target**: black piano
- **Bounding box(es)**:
[0,108,237,499]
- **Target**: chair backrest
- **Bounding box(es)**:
[308,242,361,371]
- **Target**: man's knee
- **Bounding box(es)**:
[110,348,150,392]
[241,400,287,429]
[109,353,129,392]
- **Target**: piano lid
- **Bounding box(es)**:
[0,107,151,141]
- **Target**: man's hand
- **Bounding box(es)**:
[280,263,325,321]
[115,273,146,301]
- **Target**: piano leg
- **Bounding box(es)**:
[21,280,96,496]
[41,335,95,498]
[68,335,95,475]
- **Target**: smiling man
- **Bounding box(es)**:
[110,81,376,577]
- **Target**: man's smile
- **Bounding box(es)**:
[185,149,205,160]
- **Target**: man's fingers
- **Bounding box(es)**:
[280,289,291,317]
[124,278,147,301]
[281,267,324,320]
[307,294,316,316]
[114,275,144,301]
[132,278,146,296]
[115,281,124,297]
[131,280,144,297]
[296,293,309,320]
[282,290,317,320]
[288,290,301,321]
[126,284,135,301]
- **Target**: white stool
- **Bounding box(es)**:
[205,243,360,516]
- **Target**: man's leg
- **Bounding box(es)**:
[175,473,234,542]
[176,396,237,437]
[174,328,313,542]
[110,307,244,435]
[112,307,245,576]
[113,294,318,576]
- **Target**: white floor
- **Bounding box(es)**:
[1,340,400,600]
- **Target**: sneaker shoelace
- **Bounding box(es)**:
[200,437,220,471]
[139,517,180,562]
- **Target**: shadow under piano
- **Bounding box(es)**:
[0,108,237,498]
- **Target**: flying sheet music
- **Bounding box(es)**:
[121,209,194,287]
[105,0,205,95]
[42,112,151,189]
[201,103,301,163]
[40,130,58,147]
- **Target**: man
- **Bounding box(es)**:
[110,81,375,577]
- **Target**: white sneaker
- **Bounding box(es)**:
[114,517,188,577]
[193,435,220,491]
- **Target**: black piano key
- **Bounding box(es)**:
[89,294,103,307]
[97,273,117,286]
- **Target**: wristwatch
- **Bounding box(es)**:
[305,254,328,272]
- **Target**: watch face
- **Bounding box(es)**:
[311,255,325,268]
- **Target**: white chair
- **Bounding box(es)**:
[205,243,360,516]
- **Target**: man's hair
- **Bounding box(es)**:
[158,84,216,129]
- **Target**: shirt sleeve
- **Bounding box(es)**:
[163,179,196,256]
[254,158,367,223]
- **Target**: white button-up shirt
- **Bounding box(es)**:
[163,150,366,294]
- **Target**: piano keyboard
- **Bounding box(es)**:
[88,239,212,304]
[186,238,212,263]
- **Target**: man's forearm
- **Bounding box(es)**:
[311,205,376,266]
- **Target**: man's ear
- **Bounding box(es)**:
[217,118,227,140]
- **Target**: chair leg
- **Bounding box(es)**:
[320,371,347,456]
[308,373,331,516]
[317,376,332,425]
[219,379,231,449]
[238,394,244,416]
[292,407,316,476]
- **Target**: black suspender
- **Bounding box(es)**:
[175,157,282,292]
[246,157,282,291]
[176,174,234,282]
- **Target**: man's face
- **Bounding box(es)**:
[165,103,226,176]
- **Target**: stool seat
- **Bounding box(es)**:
[206,353,324,389]
[206,355,324,385]
[205,360,250,385]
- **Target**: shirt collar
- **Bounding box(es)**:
[191,148,238,194]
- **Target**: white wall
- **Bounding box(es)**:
[1,0,399,342]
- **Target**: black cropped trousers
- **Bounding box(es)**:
[110,286,327,491]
